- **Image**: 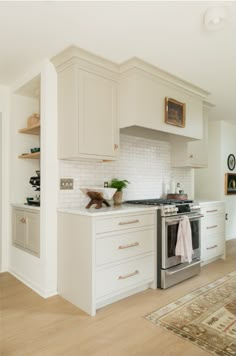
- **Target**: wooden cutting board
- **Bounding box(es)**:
[167,193,188,200]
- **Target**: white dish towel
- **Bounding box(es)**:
[175,215,193,263]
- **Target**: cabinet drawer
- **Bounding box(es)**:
[96,213,155,234]
[202,235,225,260]
[202,214,225,236]
[202,204,225,216]
[96,255,154,299]
[96,228,154,266]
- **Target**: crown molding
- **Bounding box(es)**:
[119,57,210,99]
[51,45,211,100]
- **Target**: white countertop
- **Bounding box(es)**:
[197,200,224,205]
[11,203,40,211]
[58,204,158,216]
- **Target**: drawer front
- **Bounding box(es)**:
[96,213,155,234]
[202,214,225,236]
[202,235,225,261]
[202,204,225,216]
[96,228,154,266]
[96,255,154,299]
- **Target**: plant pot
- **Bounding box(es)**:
[113,191,123,206]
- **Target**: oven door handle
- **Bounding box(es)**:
[166,260,202,276]
[165,214,204,224]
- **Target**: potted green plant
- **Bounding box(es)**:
[109,178,130,205]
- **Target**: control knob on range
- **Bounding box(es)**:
[191,205,200,210]
[163,206,170,215]
[164,206,177,214]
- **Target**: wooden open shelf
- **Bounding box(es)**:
[18,123,40,135]
[18,152,40,159]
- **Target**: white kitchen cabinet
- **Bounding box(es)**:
[58,210,156,316]
[200,202,225,265]
[171,101,214,168]
[52,46,119,160]
[12,207,40,257]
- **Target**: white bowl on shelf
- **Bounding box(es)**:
[80,187,117,200]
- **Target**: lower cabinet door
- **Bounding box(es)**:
[12,209,26,248]
[96,255,154,299]
[25,211,40,256]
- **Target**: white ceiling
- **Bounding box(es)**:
[0,1,235,123]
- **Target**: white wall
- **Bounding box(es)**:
[59,134,194,208]
[9,60,58,297]
[9,66,45,294]
[221,121,236,240]
[0,85,10,272]
[195,120,236,240]
[40,60,58,296]
[11,94,40,203]
[0,115,2,270]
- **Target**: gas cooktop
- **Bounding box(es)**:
[125,198,193,206]
[126,198,200,217]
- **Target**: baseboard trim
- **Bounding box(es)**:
[201,254,225,266]
[96,281,153,310]
[226,236,236,241]
[44,290,58,298]
[8,268,57,298]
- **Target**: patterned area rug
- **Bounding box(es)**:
[146,271,236,356]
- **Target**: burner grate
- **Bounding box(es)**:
[126,199,193,206]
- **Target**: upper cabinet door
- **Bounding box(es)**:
[54,47,119,161]
[78,70,118,157]
[170,102,213,168]
[57,66,119,160]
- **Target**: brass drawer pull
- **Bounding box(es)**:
[118,219,139,225]
[206,225,218,229]
[118,242,139,250]
[118,270,139,280]
[206,245,218,250]
[114,144,119,150]
[206,209,218,213]
[20,218,26,224]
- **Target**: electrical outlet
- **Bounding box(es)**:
[60,178,74,190]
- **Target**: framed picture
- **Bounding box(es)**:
[225,173,236,195]
[165,97,186,128]
[227,154,236,171]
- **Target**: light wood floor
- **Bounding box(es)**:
[1,240,235,356]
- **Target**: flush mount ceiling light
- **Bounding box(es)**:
[204,7,227,31]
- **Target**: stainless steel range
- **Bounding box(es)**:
[126,199,203,289]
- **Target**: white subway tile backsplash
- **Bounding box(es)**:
[58,134,194,208]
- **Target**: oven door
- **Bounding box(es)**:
[162,213,202,269]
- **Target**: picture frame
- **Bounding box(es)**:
[227,154,236,171]
[165,97,186,128]
[225,173,236,195]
